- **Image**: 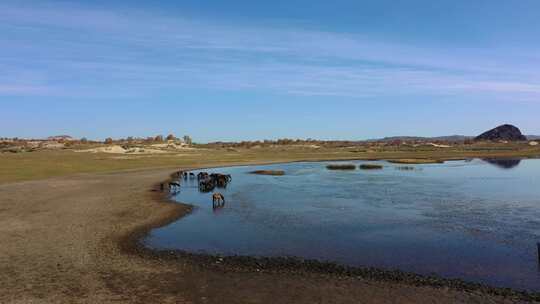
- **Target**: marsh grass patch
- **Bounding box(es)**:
[326,164,356,170]
[249,170,285,176]
[359,164,383,170]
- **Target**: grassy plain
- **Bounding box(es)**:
[2,142,540,303]
[1,142,539,184]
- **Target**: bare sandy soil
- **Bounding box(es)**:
[0,168,536,303]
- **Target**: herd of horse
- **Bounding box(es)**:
[165,170,232,208]
[197,172,232,192]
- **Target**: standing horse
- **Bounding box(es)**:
[168,182,181,192]
[199,178,215,192]
[212,192,225,208]
[210,173,232,188]
[197,172,209,180]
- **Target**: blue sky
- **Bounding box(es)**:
[2,0,540,142]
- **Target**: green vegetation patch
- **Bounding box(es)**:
[326,164,356,170]
[359,164,383,170]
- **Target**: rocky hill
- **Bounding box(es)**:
[475,124,527,141]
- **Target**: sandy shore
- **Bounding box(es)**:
[0,167,537,303]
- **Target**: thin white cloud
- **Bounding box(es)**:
[1,1,540,101]
[0,84,58,95]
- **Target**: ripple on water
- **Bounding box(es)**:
[147,159,540,292]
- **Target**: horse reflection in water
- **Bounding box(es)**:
[212,192,225,210]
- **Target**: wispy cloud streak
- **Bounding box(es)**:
[1,2,540,101]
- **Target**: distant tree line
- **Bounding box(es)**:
[1,135,477,148]
[202,138,360,149]
[102,134,192,145]
[201,137,475,149]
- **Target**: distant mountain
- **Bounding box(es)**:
[369,128,536,143]
[475,124,527,141]
[370,135,472,142]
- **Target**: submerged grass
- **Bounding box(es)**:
[388,159,444,164]
[395,166,416,171]
[250,170,285,176]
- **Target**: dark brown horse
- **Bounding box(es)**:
[197,172,209,180]
[168,182,181,191]
[210,173,232,188]
[199,178,215,192]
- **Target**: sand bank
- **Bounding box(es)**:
[1,166,538,303]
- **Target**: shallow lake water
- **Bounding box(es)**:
[146,159,540,291]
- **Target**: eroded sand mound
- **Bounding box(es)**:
[151,142,197,150]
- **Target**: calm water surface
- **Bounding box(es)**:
[146,159,540,291]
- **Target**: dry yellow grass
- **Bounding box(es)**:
[2,143,540,303]
[1,142,539,184]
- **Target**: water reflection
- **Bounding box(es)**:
[147,159,540,291]
[482,158,522,169]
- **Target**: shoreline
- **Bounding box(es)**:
[3,156,540,303]
[3,149,539,185]
[120,160,540,302]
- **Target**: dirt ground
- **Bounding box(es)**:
[0,168,536,303]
